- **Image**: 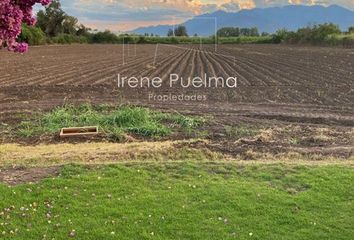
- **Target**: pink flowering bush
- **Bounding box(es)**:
[0,0,51,53]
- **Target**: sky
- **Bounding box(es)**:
[37,0,354,32]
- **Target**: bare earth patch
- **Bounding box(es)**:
[0,166,60,185]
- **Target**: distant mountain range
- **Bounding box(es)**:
[132,5,354,36]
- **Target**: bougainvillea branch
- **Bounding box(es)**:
[0,0,51,53]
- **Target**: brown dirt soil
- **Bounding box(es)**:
[0,166,60,185]
[1,44,353,110]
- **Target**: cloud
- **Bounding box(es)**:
[45,0,354,32]
[60,1,198,31]
[78,0,204,14]
[254,0,354,8]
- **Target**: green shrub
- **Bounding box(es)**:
[137,36,147,44]
[51,34,88,44]
[324,33,354,46]
[219,36,272,44]
[272,23,343,45]
[89,30,120,44]
[18,24,46,45]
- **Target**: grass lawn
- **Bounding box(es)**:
[0,162,353,240]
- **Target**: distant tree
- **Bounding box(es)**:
[250,27,259,37]
[63,16,78,35]
[239,28,249,36]
[314,23,340,40]
[217,27,240,37]
[261,32,270,36]
[348,26,354,33]
[240,27,259,36]
[91,30,119,43]
[36,0,89,37]
[36,0,66,37]
[272,23,341,44]
[218,27,259,37]
[167,29,174,36]
[174,25,188,37]
[296,23,340,43]
[76,24,91,37]
[272,28,291,43]
[137,36,147,43]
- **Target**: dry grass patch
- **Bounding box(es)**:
[0,140,219,167]
[255,128,275,143]
[1,139,353,168]
[311,127,333,142]
[231,149,354,165]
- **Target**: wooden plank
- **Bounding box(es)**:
[60,126,98,138]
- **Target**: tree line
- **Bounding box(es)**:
[18,0,122,45]
[167,26,189,37]
[17,0,354,47]
[164,26,261,37]
[272,23,354,45]
[217,27,261,37]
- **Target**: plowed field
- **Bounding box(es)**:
[0,44,353,157]
[1,44,353,123]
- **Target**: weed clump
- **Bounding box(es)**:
[17,104,204,141]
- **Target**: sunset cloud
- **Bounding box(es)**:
[41,0,354,32]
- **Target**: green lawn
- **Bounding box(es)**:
[0,163,353,239]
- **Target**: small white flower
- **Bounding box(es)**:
[68,230,76,237]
